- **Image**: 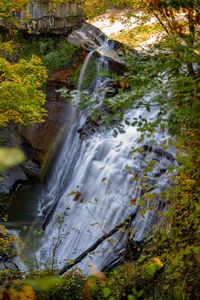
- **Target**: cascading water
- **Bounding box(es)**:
[37,42,175,273]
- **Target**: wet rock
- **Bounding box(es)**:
[68,22,125,66]
[20,82,70,173]
[0,167,29,195]
[143,144,176,162]
[68,22,106,49]
[105,77,131,97]
[21,159,40,178]
[77,118,99,140]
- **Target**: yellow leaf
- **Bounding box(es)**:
[152,257,164,269]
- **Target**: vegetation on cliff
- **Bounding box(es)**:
[0,0,48,127]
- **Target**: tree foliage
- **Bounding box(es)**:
[0,1,49,127]
[0,55,47,126]
[0,0,29,26]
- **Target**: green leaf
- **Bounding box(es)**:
[68,260,75,265]
[146,264,156,276]
[193,246,200,255]
[184,246,191,255]
[67,191,77,196]
[107,239,116,244]
[128,295,136,300]
[132,288,144,297]
[103,287,112,298]
[165,208,174,217]
[137,255,146,263]
[138,199,145,206]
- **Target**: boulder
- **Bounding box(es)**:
[21,159,40,178]
[0,167,29,195]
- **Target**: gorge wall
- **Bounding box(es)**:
[25,0,83,34]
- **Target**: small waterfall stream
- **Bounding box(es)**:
[37,42,175,272]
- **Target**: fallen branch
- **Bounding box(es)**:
[59,208,138,275]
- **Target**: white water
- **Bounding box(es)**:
[37,46,175,273]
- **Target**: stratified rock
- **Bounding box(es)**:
[26,1,83,34]
[1,0,84,34]
[68,22,106,49]
[68,23,128,73]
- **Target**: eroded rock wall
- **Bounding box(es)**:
[25,0,83,34]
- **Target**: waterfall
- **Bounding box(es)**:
[37,43,175,273]
[77,50,95,91]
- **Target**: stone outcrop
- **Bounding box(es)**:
[68,22,129,74]
[2,0,84,34]
[0,167,29,195]
[68,22,106,49]
[20,82,70,174]
[26,0,83,34]
[68,22,124,62]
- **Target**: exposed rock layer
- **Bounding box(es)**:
[2,0,84,34]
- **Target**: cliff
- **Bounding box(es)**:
[4,0,84,34]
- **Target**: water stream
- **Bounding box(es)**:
[36,43,175,273]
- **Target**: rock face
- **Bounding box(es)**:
[0,167,29,195]
[20,82,70,174]
[68,22,129,74]
[16,0,84,34]
[68,22,106,49]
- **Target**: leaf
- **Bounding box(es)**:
[165,208,174,217]
[128,295,136,300]
[137,199,145,206]
[103,287,112,297]
[107,239,116,244]
[183,246,191,255]
[67,191,77,196]
[130,199,137,205]
[132,287,144,297]
[136,289,144,297]
[73,192,82,201]
[193,246,200,255]
[137,255,146,263]
[146,263,156,276]
[119,227,126,233]
[68,260,75,265]
[152,257,164,269]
